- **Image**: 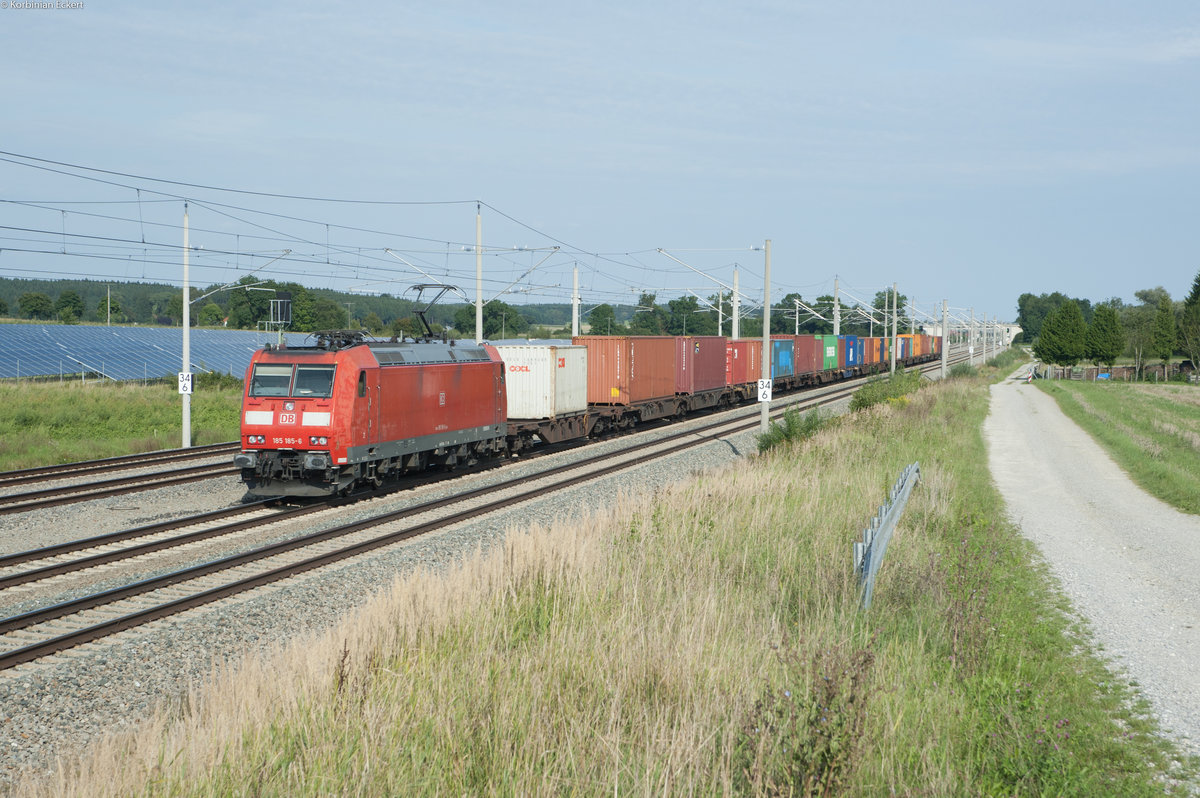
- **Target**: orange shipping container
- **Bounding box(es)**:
[794,335,821,375]
[572,335,676,405]
[864,337,879,365]
[726,339,762,386]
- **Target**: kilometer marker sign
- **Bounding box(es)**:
[757,379,772,402]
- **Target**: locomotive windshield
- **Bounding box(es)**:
[249,363,336,398]
[293,365,336,397]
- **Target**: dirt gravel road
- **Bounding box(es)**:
[984,368,1200,761]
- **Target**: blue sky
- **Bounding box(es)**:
[3,1,1199,325]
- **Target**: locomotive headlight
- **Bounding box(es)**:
[309,436,328,446]
[247,435,266,444]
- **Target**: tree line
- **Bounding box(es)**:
[1021,272,1200,375]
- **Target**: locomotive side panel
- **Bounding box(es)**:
[372,359,507,459]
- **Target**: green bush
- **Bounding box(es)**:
[195,370,245,391]
[848,369,922,412]
[986,346,1025,371]
[757,406,825,453]
[949,362,978,378]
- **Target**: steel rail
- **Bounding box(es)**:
[0,442,238,484]
[0,500,277,570]
[0,464,238,515]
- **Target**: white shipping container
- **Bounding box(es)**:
[493,345,588,419]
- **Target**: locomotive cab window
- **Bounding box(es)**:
[294,365,336,397]
[249,364,294,397]
[357,371,366,397]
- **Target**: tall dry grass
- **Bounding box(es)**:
[19,378,1193,796]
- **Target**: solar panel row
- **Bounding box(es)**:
[0,325,311,381]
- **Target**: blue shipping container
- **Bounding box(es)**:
[842,335,860,367]
[770,338,794,378]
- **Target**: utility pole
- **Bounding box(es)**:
[181,203,191,449]
[984,313,990,363]
[793,297,799,335]
[889,282,897,376]
[732,266,740,339]
[760,240,771,434]
[571,265,580,337]
[941,299,948,379]
[969,308,976,366]
[106,285,111,326]
[475,204,483,344]
[833,276,841,336]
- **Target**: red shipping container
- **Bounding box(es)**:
[794,335,821,375]
[837,337,847,369]
[676,336,728,394]
[572,335,675,405]
[725,339,762,386]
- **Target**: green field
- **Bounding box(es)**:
[0,380,242,472]
[23,372,1196,796]
[1038,380,1200,515]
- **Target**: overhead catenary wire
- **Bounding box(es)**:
[0,150,853,312]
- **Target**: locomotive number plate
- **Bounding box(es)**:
[272,436,304,446]
[278,412,298,425]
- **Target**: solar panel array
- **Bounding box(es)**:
[0,325,311,381]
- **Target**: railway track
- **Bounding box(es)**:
[0,351,970,671]
[0,442,238,487]
[0,462,240,515]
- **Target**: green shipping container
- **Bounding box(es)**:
[820,334,839,370]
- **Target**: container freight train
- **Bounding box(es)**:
[235,330,941,497]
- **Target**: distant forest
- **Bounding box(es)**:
[0,276,912,341]
[0,276,607,338]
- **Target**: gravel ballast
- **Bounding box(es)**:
[985,370,1200,761]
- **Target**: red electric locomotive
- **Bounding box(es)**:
[235,331,507,497]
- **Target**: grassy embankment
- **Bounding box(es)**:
[0,379,242,471]
[1038,379,1200,515]
[23,368,1196,795]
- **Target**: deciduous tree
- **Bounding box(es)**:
[55,290,85,321]
[363,311,385,334]
[18,292,54,320]
[586,303,619,335]
[452,300,528,340]
[197,302,225,326]
[627,292,668,335]
[1122,302,1155,379]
